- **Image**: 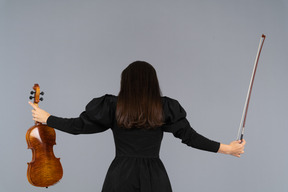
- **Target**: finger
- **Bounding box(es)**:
[28,101,38,109]
[232,152,242,157]
[234,140,242,144]
[234,154,240,158]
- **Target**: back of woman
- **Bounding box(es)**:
[29,61,246,192]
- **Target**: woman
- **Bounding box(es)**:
[29,61,246,192]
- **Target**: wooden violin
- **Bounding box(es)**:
[26,84,63,188]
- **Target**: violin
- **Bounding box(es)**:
[26,84,63,188]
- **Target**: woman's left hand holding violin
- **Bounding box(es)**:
[29,101,51,124]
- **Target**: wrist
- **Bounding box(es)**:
[45,114,51,124]
[218,143,232,155]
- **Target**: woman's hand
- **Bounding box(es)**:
[29,101,51,124]
[218,139,246,157]
[229,139,246,157]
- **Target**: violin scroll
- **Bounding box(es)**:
[29,84,44,105]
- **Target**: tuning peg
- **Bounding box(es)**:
[29,96,34,100]
[40,97,44,101]
[30,91,35,95]
[40,92,44,95]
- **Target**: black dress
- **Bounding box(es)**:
[47,94,220,192]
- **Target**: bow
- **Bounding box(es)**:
[237,34,266,142]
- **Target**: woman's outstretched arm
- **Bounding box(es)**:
[29,100,106,135]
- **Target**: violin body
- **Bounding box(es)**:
[26,84,63,187]
[26,123,63,187]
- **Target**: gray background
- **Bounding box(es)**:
[1,0,287,192]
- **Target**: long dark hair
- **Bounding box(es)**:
[116,61,163,129]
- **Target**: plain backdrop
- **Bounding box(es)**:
[1,0,287,192]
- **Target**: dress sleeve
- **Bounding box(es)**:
[47,94,116,135]
[162,97,220,153]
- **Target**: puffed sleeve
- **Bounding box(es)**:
[47,94,116,135]
[162,97,220,153]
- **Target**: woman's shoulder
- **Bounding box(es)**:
[161,96,187,123]
[90,94,117,103]
[86,94,117,110]
[161,96,182,108]
[102,94,117,102]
